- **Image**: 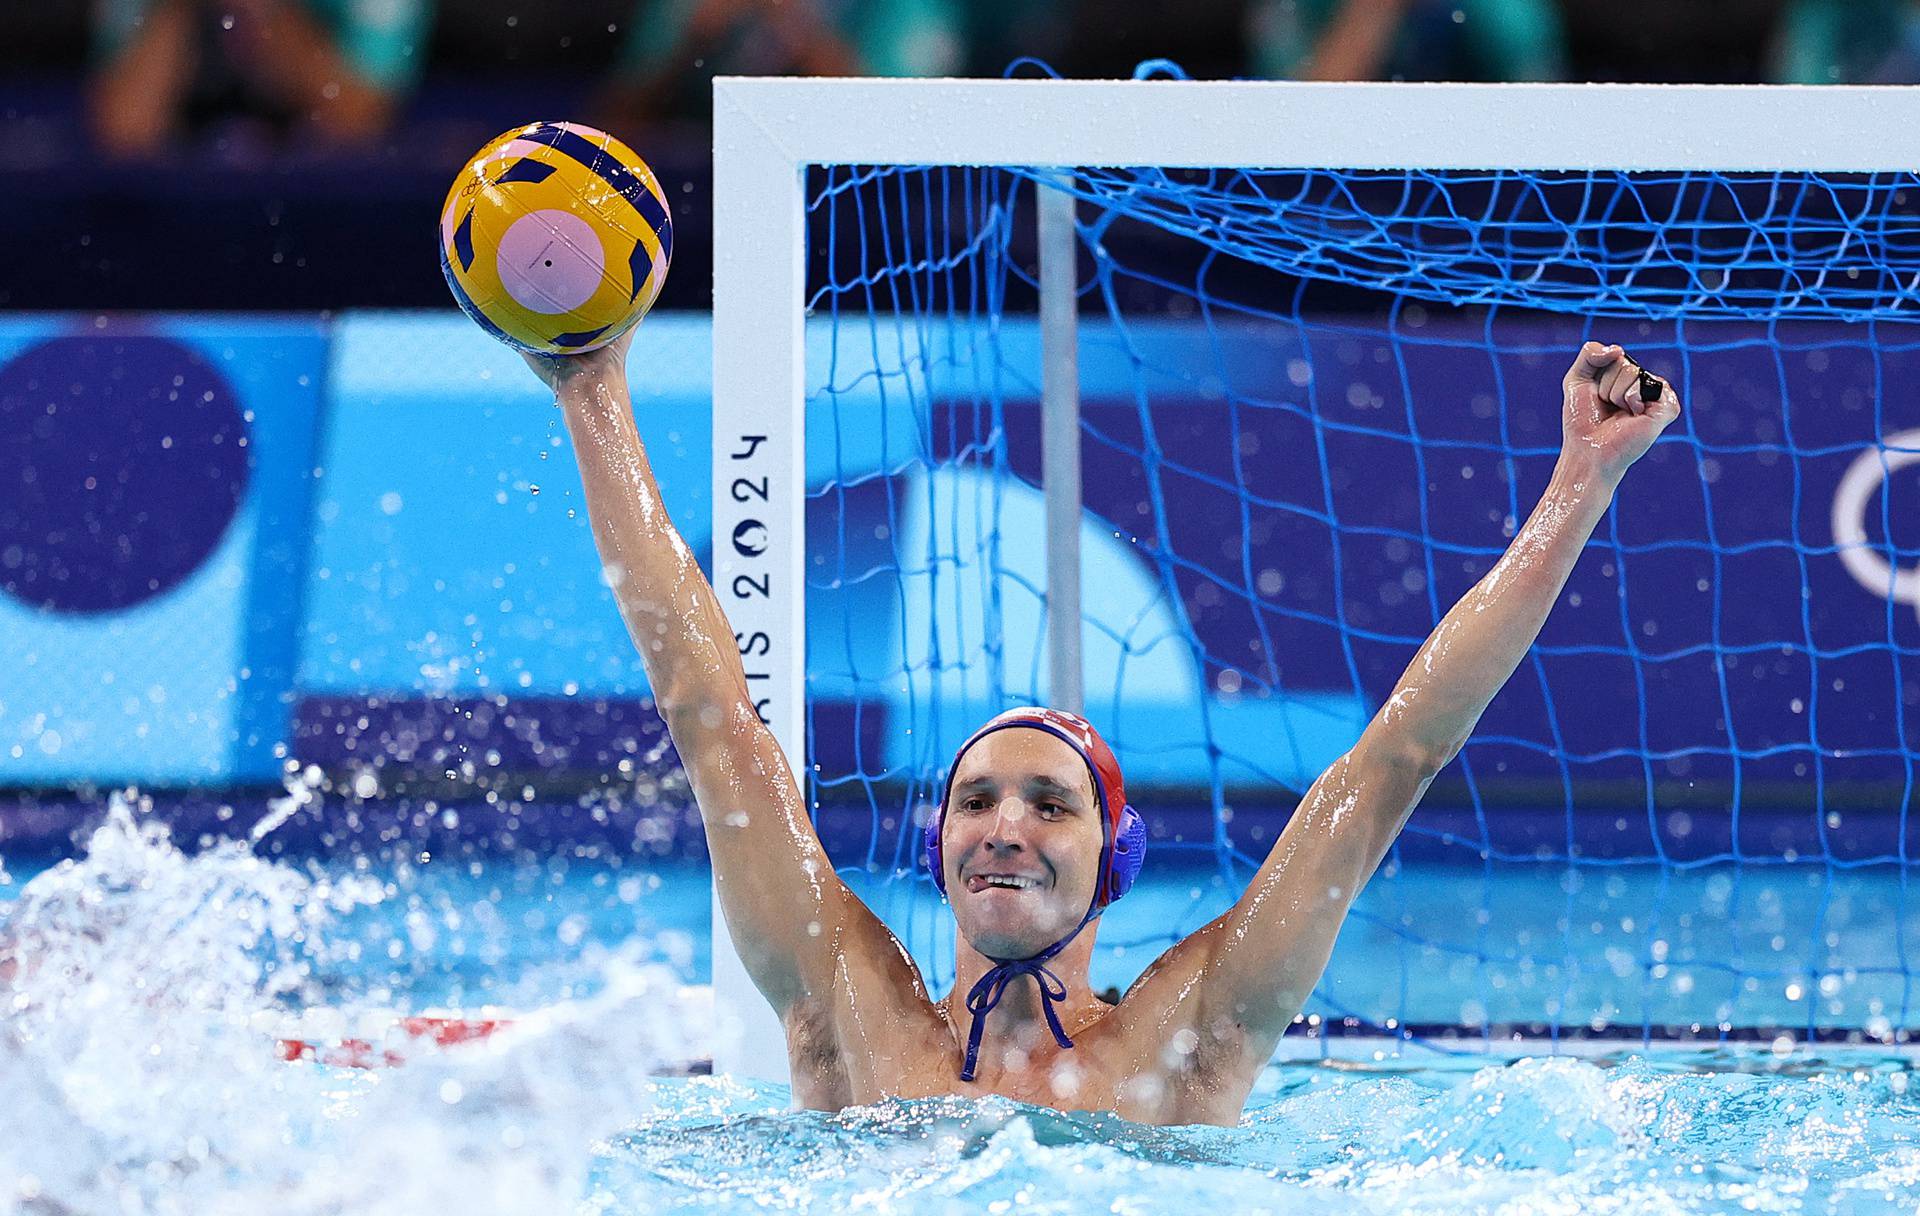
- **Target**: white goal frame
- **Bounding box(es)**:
[709,76,1920,1083]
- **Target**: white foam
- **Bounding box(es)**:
[0,795,709,1216]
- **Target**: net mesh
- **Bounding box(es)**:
[802,160,1920,1050]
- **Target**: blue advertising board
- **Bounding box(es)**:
[0,310,1912,814]
[0,316,325,784]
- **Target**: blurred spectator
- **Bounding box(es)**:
[594,0,961,127]
[955,0,1071,78]
[86,0,433,158]
[1864,3,1920,83]
[1558,0,1783,84]
[1770,0,1914,83]
[845,0,962,76]
[1250,0,1565,82]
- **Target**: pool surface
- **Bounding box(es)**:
[600,1057,1918,1215]
[2,798,1916,1214]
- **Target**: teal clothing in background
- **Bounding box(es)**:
[618,0,963,79]
[1771,0,1912,83]
[850,0,962,75]
[1252,0,1566,82]
[956,0,1069,77]
[93,0,433,91]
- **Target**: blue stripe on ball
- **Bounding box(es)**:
[528,124,672,261]
[650,197,674,265]
[493,157,558,187]
[439,238,524,350]
[627,238,655,303]
[551,324,611,349]
[453,209,476,273]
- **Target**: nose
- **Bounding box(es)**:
[982,795,1030,849]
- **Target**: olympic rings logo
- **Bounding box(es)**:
[1832,428,1920,623]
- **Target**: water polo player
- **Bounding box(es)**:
[527,332,1680,1126]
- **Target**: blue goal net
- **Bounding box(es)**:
[800,159,1920,1052]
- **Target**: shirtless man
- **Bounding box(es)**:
[525,334,1681,1127]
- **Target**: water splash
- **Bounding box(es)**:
[0,795,700,1216]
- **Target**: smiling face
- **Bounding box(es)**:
[941,728,1106,959]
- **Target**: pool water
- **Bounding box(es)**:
[1,798,1916,1215]
[607,1057,1918,1215]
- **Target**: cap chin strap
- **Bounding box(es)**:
[957,901,1100,1082]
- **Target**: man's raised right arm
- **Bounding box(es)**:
[528,336,865,1013]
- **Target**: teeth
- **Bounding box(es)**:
[979,875,1036,889]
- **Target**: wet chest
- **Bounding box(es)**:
[855,1028,1169,1120]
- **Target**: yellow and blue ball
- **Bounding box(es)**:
[439,121,672,355]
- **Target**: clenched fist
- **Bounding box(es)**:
[1560,342,1683,483]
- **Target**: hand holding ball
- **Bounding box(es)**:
[439,122,672,355]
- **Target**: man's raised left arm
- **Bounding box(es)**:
[1133,342,1682,1060]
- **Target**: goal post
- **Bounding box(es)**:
[710,77,1920,1083]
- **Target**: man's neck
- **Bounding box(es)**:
[942,929,1105,1073]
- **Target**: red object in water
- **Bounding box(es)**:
[399,1015,509,1046]
[275,1016,511,1068]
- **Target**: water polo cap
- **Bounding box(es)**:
[923,706,1147,1080]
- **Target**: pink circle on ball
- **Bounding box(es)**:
[495,210,605,315]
